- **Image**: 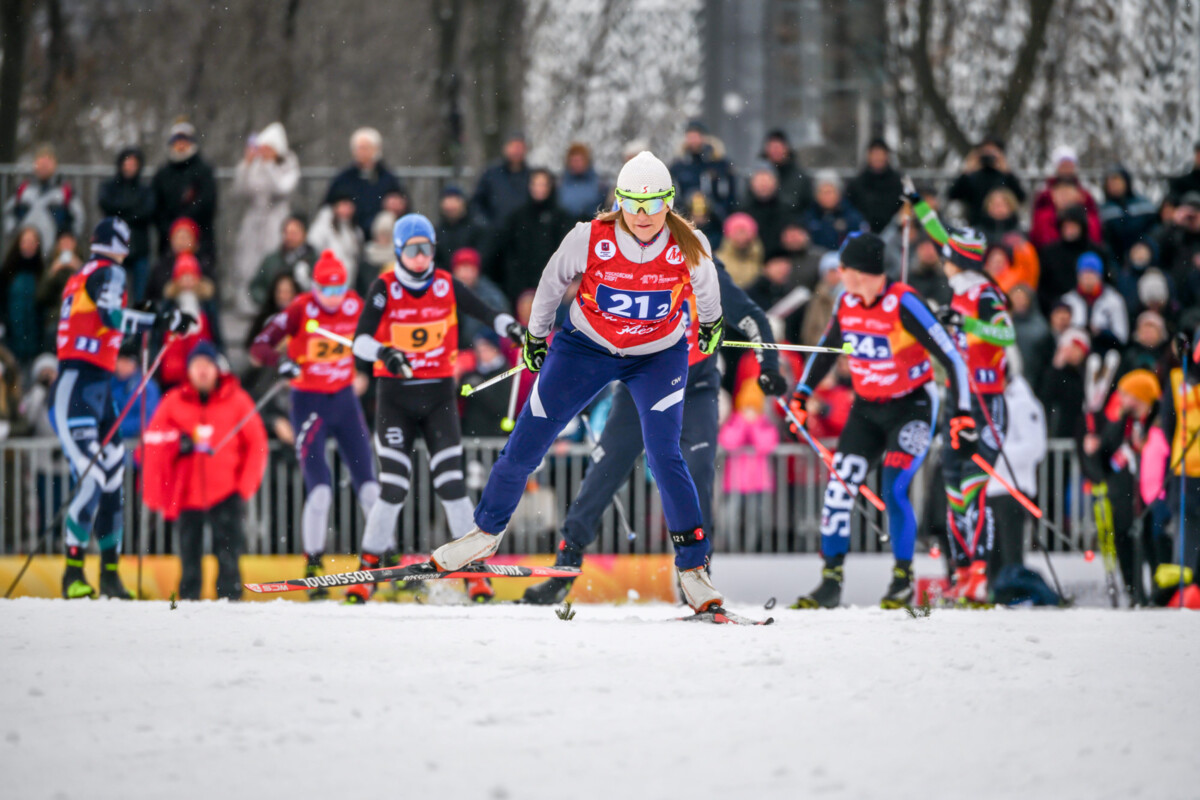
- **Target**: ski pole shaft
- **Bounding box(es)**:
[4,341,170,599]
[207,379,289,455]
[777,399,889,544]
[723,340,854,355]
[137,332,149,600]
[778,399,887,513]
[900,214,911,285]
[303,320,413,379]
[501,369,521,431]
[461,362,526,397]
[971,453,1039,517]
[1179,333,1190,606]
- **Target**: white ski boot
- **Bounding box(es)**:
[678,566,723,613]
[430,527,503,571]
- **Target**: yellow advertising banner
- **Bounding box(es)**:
[0,553,678,603]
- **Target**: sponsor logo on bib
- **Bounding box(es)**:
[389,282,404,300]
[665,245,684,265]
[342,297,360,315]
[432,278,450,298]
[595,240,616,261]
[882,294,898,313]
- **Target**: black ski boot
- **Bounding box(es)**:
[62,545,95,599]
[792,556,843,609]
[522,577,575,605]
[522,540,582,604]
[880,560,913,609]
[305,553,329,600]
[98,549,132,600]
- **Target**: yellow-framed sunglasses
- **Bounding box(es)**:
[615,187,676,215]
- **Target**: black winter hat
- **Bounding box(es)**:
[839,232,886,275]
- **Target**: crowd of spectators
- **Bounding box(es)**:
[3,118,1200,572]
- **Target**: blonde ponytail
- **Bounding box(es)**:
[595,208,707,270]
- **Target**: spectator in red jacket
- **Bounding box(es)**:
[144,342,268,600]
[1030,147,1103,248]
[157,253,214,389]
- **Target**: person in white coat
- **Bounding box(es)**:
[1060,252,1129,345]
[231,123,300,316]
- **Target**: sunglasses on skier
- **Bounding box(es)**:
[314,281,348,297]
[615,188,675,216]
[399,242,435,259]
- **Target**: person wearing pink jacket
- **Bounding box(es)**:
[719,381,779,550]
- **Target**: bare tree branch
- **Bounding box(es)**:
[908,0,972,154]
[0,0,32,162]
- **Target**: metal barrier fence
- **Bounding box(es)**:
[0,436,1093,557]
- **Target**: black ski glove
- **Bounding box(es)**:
[758,368,789,396]
[378,346,412,378]
[278,359,302,379]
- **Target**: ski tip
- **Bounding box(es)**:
[304,319,319,333]
[244,583,263,593]
[841,341,854,354]
[460,385,474,397]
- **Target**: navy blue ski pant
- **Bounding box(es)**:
[558,356,720,558]
[474,328,708,568]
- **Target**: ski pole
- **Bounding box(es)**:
[137,332,149,600]
[501,369,520,432]
[777,398,889,543]
[580,415,637,541]
[900,213,911,285]
[461,362,525,397]
[963,374,1064,596]
[723,340,854,355]
[304,319,412,379]
[204,378,290,455]
[4,341,170,599]
[1178,333,1190,607]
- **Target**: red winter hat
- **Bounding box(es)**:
[451,247,481,269]
[312,250,348,287]
[169,216,200,242]
[172,253,201,281]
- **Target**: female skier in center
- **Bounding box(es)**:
[430,151,731,615]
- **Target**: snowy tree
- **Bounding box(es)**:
[886,0,1200,184]
[523,0,704,177]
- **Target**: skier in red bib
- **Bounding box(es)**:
[906,179,1015,602]
[345,213,524,603]
[788,232,975,608]
[249,250,379,598]
[51,217,193,598]
[428,151,742,619]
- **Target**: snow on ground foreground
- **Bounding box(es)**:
[2,600,1197,800]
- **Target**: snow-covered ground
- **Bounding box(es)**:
[2,599,1197,800]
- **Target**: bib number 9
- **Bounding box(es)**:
[389,319,449,352]
[595,284,672,321]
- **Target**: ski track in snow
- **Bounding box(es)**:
[2,600,1197,800]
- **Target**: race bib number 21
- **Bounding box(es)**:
[595,284,672,321]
